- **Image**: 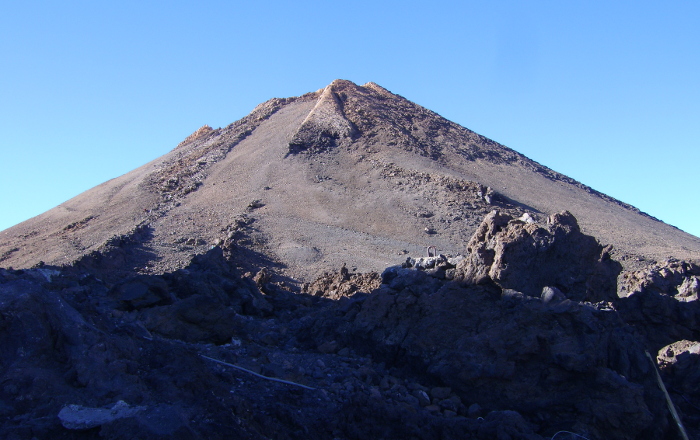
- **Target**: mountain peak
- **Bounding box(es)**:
[177,125,215,148]
[1,81,699,280]
[317,79,395,99]
[328,78,358,88]
[288,81,358,154]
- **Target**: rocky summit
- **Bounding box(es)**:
[1,80,700,439]
[2,79,699,281]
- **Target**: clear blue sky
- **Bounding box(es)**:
[1,1,698,238]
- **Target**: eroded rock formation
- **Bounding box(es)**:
[453,210,621,302]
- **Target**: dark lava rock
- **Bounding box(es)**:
[616,259,700,350]
[309,278,665,440]
[109,275,174,310]
[657,340,700,395]
[454,210,621,302]
[2,210,699,440]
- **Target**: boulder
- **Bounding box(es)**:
[657,340,700,395]
[109,276,174,310]
[58,400,144,430]
[454,210,621,302]
[616,260,700,350]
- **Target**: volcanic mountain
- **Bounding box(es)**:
[2,79,699,282]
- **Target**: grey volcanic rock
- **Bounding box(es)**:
[301,264,382,300]
[0,250,548,440]
[619,259,700,299]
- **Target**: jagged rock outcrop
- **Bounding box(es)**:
[615,259,700,351]
[0,253,550,440]
[305,272,665,440]
[620,259,700,299]
[453,210,621,302]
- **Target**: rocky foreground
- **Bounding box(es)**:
[1,211,699,439]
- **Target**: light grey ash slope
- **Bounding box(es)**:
[1,79,698,281]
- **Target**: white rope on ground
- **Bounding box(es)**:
[550,431,591,440]
[199,354,317,391]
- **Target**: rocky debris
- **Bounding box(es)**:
[619,259,700,299]
[246,199,265,210]
[325,80,520,164]
[0,261,541,440]
[453,210,621,302]
[476,185,495,204]
[376,162,526,236]
[219,214,256,249]
[1,209,699,439]
[147,96,306,204]
[655,340,700,431]
[176,125,214,148]
[0,246,19,263]
[62,215,97,233]
[252,267,271,289]
[109,275,174,310]
[302,264,381,300]
[296,211,700,439]
[399,252,465,280]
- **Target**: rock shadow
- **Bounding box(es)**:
[71,224,159,283]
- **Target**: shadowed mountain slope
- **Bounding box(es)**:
[2,79,699,281]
